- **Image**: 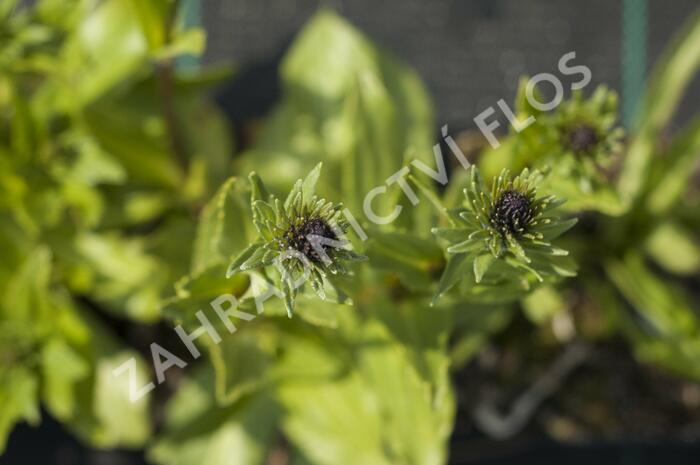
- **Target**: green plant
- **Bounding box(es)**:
[431,166,576,304]
[226,164,366,317]
[0,0,228,454]
[2,2,700,464]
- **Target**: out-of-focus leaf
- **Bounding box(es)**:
[619,9,700,202]
[174,264,250,302]
[239,10,435,229]
[449,303,514,368]
[645,221,700,275]
[73,0,149,104]
[2,246,52,322]
[208,327,279,407]
[127,0,170,52]
[521,285,566,324]
[473,253,494,283]
[541,171,626,216]
[75,233,164,321]
[153,29,206,61]
[366,231,444,291]
[40,337,89,420]
[432,253,469,305]
[150,367,280,465]
[278,316,453,465]
[373,299,452,396]
[646,117,700,214]
[89,351,151,447]
[84,95,182,189]
[192,176,252,273]
[606,251,700,381]
[0,367,40,454]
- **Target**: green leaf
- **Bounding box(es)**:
[619,9,700,202]
[521,285,566,324]
[226,243,262,278]
[248,172,270,204]
[606,252,698,339]
[150,367,280,465]
[239,245,272,271]
[127,0,170,51]
[538,217,578,241]
[432,253,469,305]
[645,221,700,275]
[192,177,252,273]
[606,252,700,381]
[41,338,89,420]
[50,309,153,449]
[153,29,206,61]
[239,10,435,230]
[0,367,40,454]
[207,328,280,407]
[278,317,453,465]
[473,253,494,283]
[84,92,183,189]
[301,162,322,204]
[408,172,449,220]
[174,263,250,302]
[73,0,149,103]
[646,117,700,214]
[2,246,52,322]
[75,233,164,322]
[449,303,514,368]
[366,231,444,291]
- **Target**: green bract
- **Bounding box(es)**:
[432,166,577,303]
[226,163,366,316]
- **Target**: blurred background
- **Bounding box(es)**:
[205,0,700,135]
[2,1,700,464]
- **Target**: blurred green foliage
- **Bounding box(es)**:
[1,2,700,464]
[0,0,229,454]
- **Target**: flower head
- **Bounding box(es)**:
[501,83,626,214]
[431,166,577,303]
[226,163,365,316]
[552,87,624,170]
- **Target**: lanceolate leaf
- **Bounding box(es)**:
[619,9,700,203]
[226,243,263,278]
[432,253,469,305]
[473,253,495,283]
[193,177,252,273]
[646,117,700,214]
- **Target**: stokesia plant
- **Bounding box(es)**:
[431,166,577,304]
[155,9,700,464]
[226,164,366,316]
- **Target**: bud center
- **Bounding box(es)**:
[566,124,598,154]
[285,218,337,263]
[491,190,533,236]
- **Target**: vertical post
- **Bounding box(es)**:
[176,0,202,71]
[622,0,647,127]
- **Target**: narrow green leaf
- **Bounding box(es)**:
[239,245,271,272]
[619,9,700,202]
[645,221,700,275]
[432,253,469,305]
[301,162,322,204]
[473,253,494,283]
[226,244,261,277]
